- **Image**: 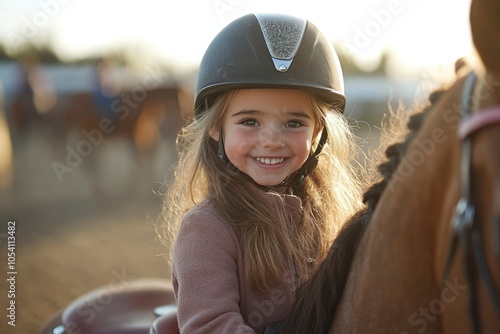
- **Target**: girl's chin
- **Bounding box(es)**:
[252,178,287,188]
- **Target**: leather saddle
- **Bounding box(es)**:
[39,278,179,334]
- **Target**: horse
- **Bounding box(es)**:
[279,0,500,333]
[56,85,183,147]
[51,71,185,194]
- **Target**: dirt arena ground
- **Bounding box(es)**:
[0,128,176,334]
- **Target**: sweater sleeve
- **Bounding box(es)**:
[172,207,256,334]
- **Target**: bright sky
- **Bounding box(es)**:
[0,0,473,76]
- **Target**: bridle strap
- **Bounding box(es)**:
[458,106,500,139]
[442,71,500,334]
[442,71,481,334]
[459,72,477,199]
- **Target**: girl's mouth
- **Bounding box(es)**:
[254,157,285,165]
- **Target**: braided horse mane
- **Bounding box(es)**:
[280,84,449,333]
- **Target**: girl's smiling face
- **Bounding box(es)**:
[211,89,319,187]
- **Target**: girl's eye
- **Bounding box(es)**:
[285,120,304,128]
[240,119,259,126]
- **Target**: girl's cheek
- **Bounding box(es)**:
[236,138,255,153]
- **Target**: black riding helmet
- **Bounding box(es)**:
[195,13,345,114]
[196,13,346,190]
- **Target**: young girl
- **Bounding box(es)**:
[160,13,363,333]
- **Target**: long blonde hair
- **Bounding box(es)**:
[159,90,364,291]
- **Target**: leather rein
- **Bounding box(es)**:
[442,71,500,334]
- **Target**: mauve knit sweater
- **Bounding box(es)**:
[172,188,307,334]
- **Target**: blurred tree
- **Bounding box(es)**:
[20,45,61,64]
[0,42,61,64]
[334,43,391,76]
[0,44,11,61]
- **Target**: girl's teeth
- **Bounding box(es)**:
[256,157,284,165]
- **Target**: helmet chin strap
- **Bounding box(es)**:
[217,128,328,193]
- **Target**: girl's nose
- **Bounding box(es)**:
[258,126,285,148]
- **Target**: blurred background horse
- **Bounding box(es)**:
[52,58,185,195]
[6,56,189,197]
[281,0,500,333]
